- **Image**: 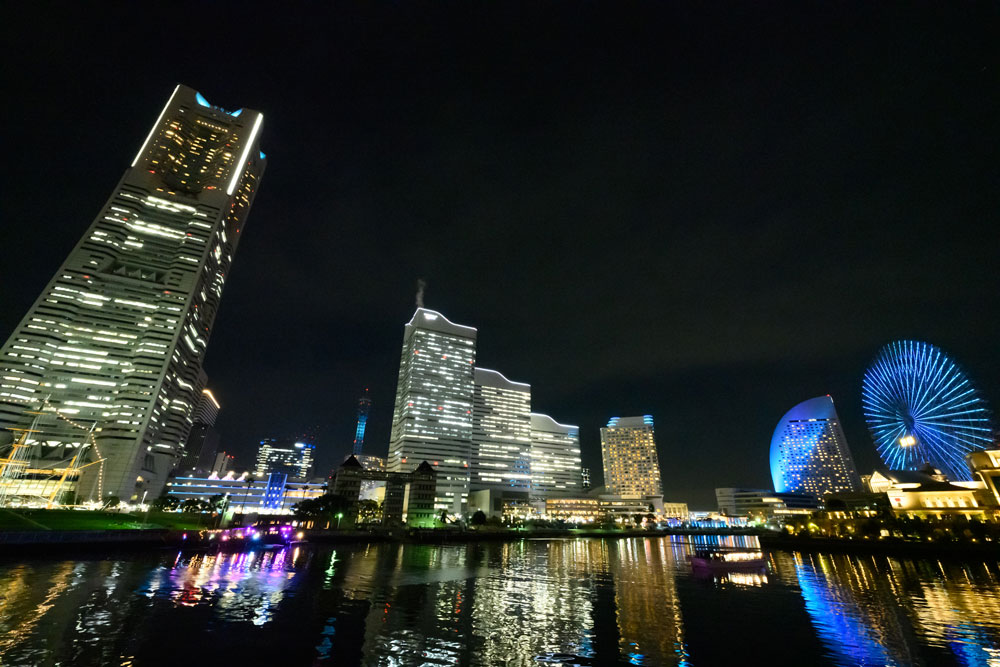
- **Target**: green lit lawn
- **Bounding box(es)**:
[0,509,211,532]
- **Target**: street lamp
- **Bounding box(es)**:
[336,512,343,529]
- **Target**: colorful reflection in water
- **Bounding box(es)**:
[0,537,999,665]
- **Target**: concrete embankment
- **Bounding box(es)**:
[0,528,186,553]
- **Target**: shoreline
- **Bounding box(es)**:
[757,533,1000,560]
[3,526,998,561]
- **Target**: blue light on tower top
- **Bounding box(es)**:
[607,417,620,427]
[194,90,244,117]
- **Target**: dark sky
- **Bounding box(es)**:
[3,3,1000,508]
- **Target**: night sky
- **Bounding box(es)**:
[3,3,999,508]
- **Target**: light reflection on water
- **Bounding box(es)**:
[0,537,998,666]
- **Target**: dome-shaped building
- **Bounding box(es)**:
[770,396,862,497]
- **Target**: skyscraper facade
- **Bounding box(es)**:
[471,368,532,492]
[529,413,584,496]
[769,395,862,497]
[600,416,663,498]
[387,309,477,514]
[0,85,265,501]
[255,438,315,479]
[352,388,373,456]
[180,378,222,473]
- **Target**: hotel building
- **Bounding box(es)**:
[387,309,477,514]
[600,416,663,498]
[769,396,862,497]
[0,85,265,502]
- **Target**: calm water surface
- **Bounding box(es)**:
[2,535,999,666]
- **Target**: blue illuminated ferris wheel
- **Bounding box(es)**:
[862,340,993,481]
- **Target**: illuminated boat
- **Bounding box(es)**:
[217,524,296,549]
[689,548,766,571]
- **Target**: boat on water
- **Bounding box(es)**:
[689,547,766,571]
[215,524,301,549]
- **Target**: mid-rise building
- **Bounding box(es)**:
[0,85,266,502]
[529,413,584,497]
[387,309,477,514]
[332,455,437,526]
[166,473,325,513]
[769,396,862,497]
[471,368,532,492]
[212,451,234,476]
[255,438,315,479]
[600,416,663,498]
[715,487,819,519]
[352,388,373,456]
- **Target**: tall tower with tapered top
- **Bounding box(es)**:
[0,85,266,502]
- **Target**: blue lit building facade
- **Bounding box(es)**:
[165,473,325,513]
[769,396,862,497]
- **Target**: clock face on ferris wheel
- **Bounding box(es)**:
[862,340,992,481]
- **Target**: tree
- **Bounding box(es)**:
[470,510,487,526]
[292,493,352,527]
[632,514,644,526]
[104,495,121,509]
[151,496,180,511]
[181,498,208,513]
[208,494,228,513]
[356,499,382,525]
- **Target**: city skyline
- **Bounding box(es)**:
[3,4,999,507]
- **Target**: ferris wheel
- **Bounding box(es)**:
[862,340,993,481]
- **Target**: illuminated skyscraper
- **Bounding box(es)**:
[387,308,477,514]
[600,416,663,498]
[769,396,861,496]
[529,413,584,496]
[0,85,265,502]
[179,372,222,472]
[471,368,532,491]
[352,388,373,456]
[255,437,315,479]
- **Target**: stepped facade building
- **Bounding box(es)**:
[0,85,266,502]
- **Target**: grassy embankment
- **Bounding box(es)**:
[0,508,210,532]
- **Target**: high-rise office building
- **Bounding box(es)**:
[471,368,532,492]
[0,85,265,502]
[600,416,663,498]
[180,372,222,472]
[769,395,862,497]
[352,388,373,456]
[255,438,315,479]
[387,308,477,514]
[529,413,584,496]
